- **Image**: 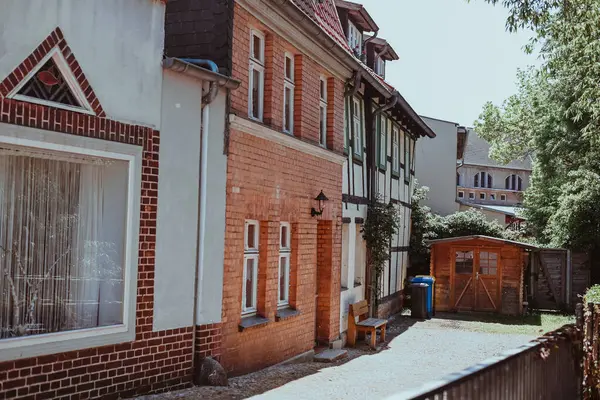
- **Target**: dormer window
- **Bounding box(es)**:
[347,21,362,57]
[375,56,385,78]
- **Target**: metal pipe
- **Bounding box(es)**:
[179,59,220,104]
[162,58,241,105]
[344,70,362,97]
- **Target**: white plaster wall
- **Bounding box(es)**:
[459,164,531,192]
[340,204,367,333]
[153,71,228,330]
[416,117,460,216]
[154,70,202,331]
[0,0,165,128]
[196,90,227,325]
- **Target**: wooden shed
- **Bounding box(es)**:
[429,236,536,315]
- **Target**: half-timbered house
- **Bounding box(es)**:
[334,0,436,339]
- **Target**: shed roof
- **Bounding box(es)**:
[427,235,539,250]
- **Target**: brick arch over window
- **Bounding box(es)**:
[0,27,105,117]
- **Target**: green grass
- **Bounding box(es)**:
[433,312,575,335]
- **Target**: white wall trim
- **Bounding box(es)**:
[0,123,141,362]
[230,114,346,164]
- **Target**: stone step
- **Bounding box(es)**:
[313,349,348,363]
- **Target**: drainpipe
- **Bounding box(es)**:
[179,58,221,105]
[362,30,378,63]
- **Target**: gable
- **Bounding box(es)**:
[0,27,105,117]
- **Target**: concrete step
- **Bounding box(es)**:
[313,349,348,363]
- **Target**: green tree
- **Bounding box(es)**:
[473,0,600,251]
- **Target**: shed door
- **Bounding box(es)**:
[476,251,500,311]
[453,249,500,312]
[453,250,475,310]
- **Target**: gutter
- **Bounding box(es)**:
[162,58,241,105]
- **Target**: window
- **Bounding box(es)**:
[0,144,130,340]
[455,251,474,274]
[278,223,291,307]
[319,76,327,147]
[500,194,507,201]
[474,171,492,188]
[505,174,523,191]
[243,220,259,315]
[479,193,486,200]
[392,126,400,175]
[404,133,410,180]
[457,172,461,186]
[479,252,498,275]
[410,137,415,171]
[347,21,361,56]
[249,30,265,121]
[352,97,363,157]
[378,116,387,169]
[343,98,349,152]
[458,191,464,199]
[283,53,294,134]
[490,194,496,201]
[469,192,475,200]
[375,57,385,78]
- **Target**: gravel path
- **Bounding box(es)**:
[137,315,537,400]
[251,323,534,400]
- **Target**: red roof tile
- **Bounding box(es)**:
[290,0,350,51]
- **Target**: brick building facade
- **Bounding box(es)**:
[166,0,355,375]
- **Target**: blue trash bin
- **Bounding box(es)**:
[411,276,435,318]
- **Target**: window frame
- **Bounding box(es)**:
[404,133,410,181]
[469,192,475,200]
[248,30,265,122]
[391,125,400,176]
[490,194,496,201]
[458,191,465,199]
[347,21,361,55]
[242,220,260,316]
[351,96,364,160]
[278,222,291,307]
[375,56,385,78]
[283,52,294,134]
[500,194,507,202]
[378,115,388,170]
[319,76,327,147]
[505,174,523,191]
[0,127,141,362]
[479,193,486,200]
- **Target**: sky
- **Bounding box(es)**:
[358,0,539,127]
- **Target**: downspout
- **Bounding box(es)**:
[191,61,219,379]
[362,30,378,63]
[180,58,221,104]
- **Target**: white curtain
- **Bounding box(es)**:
[0,147,124,339]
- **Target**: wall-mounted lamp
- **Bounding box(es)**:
[311,190,329,217]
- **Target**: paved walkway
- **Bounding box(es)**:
[250,320,535,400]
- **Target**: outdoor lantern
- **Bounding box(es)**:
[311,190,329,217]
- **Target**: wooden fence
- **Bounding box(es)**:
[582,303,600,399]
[397,325,581,400]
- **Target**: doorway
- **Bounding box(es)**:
[452,248,501,312]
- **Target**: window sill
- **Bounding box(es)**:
[391,171,400,179]
[275,307,300,322]
[238,315,270,332]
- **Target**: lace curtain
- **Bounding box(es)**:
[0,147,125,339]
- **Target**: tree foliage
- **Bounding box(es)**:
[473,0,600,251]
[362,197,400,311]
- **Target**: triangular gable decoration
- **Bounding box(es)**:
[0,27,105,117]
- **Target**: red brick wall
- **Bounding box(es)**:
[220,128,343,375]
[195,323,223,362]
[230,4,345,153]
[221,3,345,376]
[0,96,195,399]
